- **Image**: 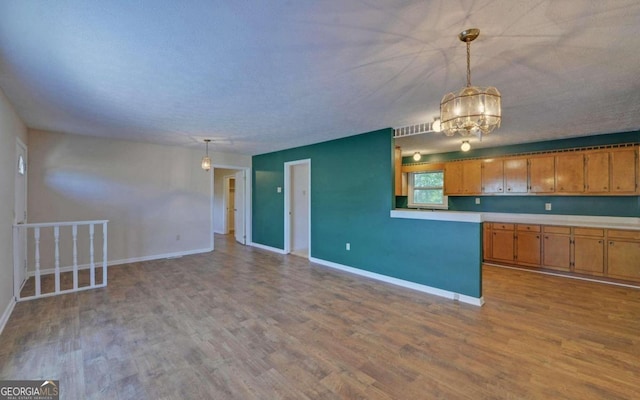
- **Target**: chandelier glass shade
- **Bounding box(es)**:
[440,29,501,137]
[201,139,212,171]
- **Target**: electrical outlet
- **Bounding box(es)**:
[475,198,480,205]
[545,203,552,211]
[346,243,350,251]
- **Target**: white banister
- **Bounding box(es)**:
[89,223,95,287]
[12,220,109,301]
[102,221,108,286]
[72,224,78,290]
[34,227,41,297]
[54,226,60,293]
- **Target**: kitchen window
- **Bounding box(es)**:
[408,170,447,209]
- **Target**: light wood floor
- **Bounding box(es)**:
[1,234,639,399]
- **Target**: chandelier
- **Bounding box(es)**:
[440,29,501,137]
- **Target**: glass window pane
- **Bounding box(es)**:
[413,189,444,204]
[414,171,443,188]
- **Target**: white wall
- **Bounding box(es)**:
[27,130,250,266]
[0,89,28,327]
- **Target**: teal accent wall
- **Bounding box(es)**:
[401,130,640,217]
[253,129,482,298]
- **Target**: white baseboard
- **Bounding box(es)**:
[249,242,287,254]
[310,257,484,307]
[29,247,214,277]
[0,297,17,337]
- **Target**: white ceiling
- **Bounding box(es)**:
[1,1,639,156]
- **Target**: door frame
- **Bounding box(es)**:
[14,138,28,296]
[284,159,311,256]
[212,164,252,247]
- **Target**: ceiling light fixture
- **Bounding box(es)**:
[460,140,471,152]
[201,139,212,171]
[440,28,501,138]
[413,152,422,161]
[432,117,441,133]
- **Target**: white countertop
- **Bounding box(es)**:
[390,209,640,230]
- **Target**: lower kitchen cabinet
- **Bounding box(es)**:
[542,226,571,271]
[607,230,640,281]
[483,222,640,283]
[515,225,541,266]
[491,224,515,262]
[573,228,605,275]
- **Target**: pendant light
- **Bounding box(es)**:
[440,29,501,138]
[201,139,212,171]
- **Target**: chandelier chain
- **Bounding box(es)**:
[466,41,471,87]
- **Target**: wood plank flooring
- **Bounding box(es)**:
[1,234,639,399]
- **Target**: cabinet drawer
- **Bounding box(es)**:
[574,227,604,237]
[493,223,514,231]
[543,225,571,235]
[517,224,540,232]
[607,229,640,240]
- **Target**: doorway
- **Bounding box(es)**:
[216,167,248,245]
[14,138,28,294]
[284,159,310,257]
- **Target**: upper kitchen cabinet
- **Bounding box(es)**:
[555,153,585,193]
[504,158,528,193]
[610,147,638,193]
[585,151,610,193]
[529,156,555,193]
[445,160,481,195]
[482,159,504,193]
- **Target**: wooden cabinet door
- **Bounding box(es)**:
[504,158,528,193]
[574,237,604,275]
[482,159,504,193]
[463,160,482,194]
[610,148,637,193]
[529,156,555,193]
[542,234,571,271]
[607,240,640,281]
[516,232,541,266]
[444,162,463,195]
[483,223,492,260]
[492,230,515,262]
[555,153,584,193]
[585,152,610,193]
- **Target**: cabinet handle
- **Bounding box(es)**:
[545,236,549,239]
[536,235,540,239]
[598,240,602,244]
[603,186,607,190]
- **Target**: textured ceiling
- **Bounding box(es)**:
[0,1,639,156]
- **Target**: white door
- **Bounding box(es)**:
[14,139,28,293]
[290,163,309,257]
[234,170,246,244]
[228,178,235,232]
[284,159,311,257]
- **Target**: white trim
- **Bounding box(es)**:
[310,257,484,306]
[249,242,287,254]
[284,159,311,257]
[0,298,17,336]
[391,209,482,223]
[13,219,109,228]
[485,262,640,289]
[28,247,213,277]
[222,174,233,234]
